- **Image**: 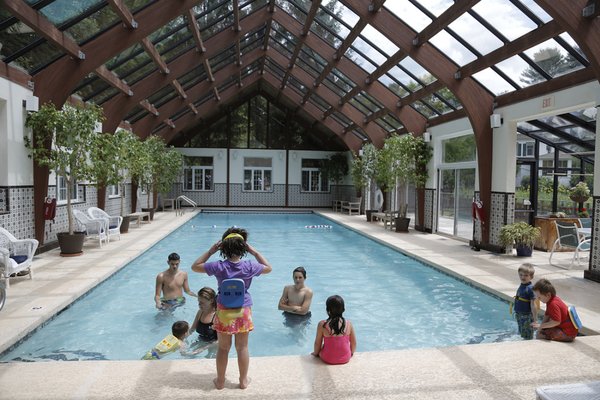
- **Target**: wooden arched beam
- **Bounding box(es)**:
[534,0,600,79]
[102,7,270,133]
[340,0,494,242]
[32,1,206,106]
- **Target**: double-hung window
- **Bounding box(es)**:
[243,157,272,191]
[184,157,214,191]
[107,184,120,198]
[301,159,328,192]
[57,176,79,204]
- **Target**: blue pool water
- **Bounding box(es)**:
[1,212,519,362]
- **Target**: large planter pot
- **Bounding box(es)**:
[366,209,377,222]
[570,195,590,203]
[395,217,410,232]
[515,244,533,257]
[57,232,85,257]
[141,207,155,221]
[120,216,131,234]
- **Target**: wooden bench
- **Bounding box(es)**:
[128,211,151,228]
[371,210,399,229]
[340,199,361,215]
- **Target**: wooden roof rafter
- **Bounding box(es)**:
[141,37,170,74]
[187,9,206,53]
[412,0,481,47]
[204,59,215,82]
[280,0,322,90]
[3,0,85,60]
[260,6,275,75]
[140,99,159,116]
[107,0,138,29]
[171,79,187,100]
[232,0,241,32]
[95,65,133,96]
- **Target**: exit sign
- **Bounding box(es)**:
[542,96,554,109]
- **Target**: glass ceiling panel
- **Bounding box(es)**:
[241,0,268,17]
[179,66,207,90]
[472,68,516,95]
[124,105,146,124]
[288,75,308,96]
[308,93,331,112]
[74,74,107,101]
[37,0,104,25]
[472,0,538,41]
[559,32,587,62]
[196,0,234,41]
[347,44,377,74]
[11,41,63,74]
[0,19,45,65]
[357,91,384,112]
[386,66,421,93]
[429,30,477,66]
[296,46,323,78]
[378,74,410,98]
[400,57,435,86]
[64,5,119,45]
[310,18,343,49]
[571,108,597,124]
[422,93,452,115]
[494,55,535,89]
[411,100,436,119]
[436,89,462,110]
[349,98,372,116]
[316,0,358,41]
[447,13,503,56]
[522,39,586,82]
[123,0,156,13]
[381,113,403,130]
[517,0,553,23]
[411,0,454,17]
[91,86,120,105]
[325,68,356,96]
[330,110,352,127]
[384,2,430,33]
[123,61,155,86]
[275,0,307,25]
[361,24,398,57]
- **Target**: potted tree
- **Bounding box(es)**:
[499,222,542,257]
[375,134,432,232]
[322,152,350,206]
[154,146,184,211]
[350,143,378,221]
[89,129,141,233]
[25,103,104,256]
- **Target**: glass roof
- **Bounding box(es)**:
[0,0,594,156]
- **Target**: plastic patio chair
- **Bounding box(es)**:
[549,223,591,269]
[88,207,122,242]
[0,227,39,288]
[73,209,108,248]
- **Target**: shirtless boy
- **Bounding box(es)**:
[155,253,197,309]
[278,266,313,315]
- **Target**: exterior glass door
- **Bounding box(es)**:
[438,168,476,239]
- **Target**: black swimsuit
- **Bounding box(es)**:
[196,313,217,342]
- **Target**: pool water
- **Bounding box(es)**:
[1,212,519,362]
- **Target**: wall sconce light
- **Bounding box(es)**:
[278,151,284,160]
[490,113,503,128]
[23,95,39,112]
[217,150,224,159]
[358,148,364,156]
[423,131,431,142]
[232,150,239,160]
[94,122,103,133]
[291,151,298,160]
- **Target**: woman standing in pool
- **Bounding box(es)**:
[312,295,357,365]
[191,227,272,390]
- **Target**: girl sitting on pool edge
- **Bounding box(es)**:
[312,295,357,365]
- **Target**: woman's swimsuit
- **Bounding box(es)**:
[196,313,217,341]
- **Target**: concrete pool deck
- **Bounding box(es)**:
[1,209,600,399]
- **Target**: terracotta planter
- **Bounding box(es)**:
[57,232,85,257]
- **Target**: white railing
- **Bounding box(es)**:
[175,195,197,216]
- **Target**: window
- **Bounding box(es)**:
[107,184,120,198]
[442,135,476,163]
[184,157,213,191]
[57,176,79,204]
[243,157,272,191]
[301,159,329,192]
[516,141,534,157]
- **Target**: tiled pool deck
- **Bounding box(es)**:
[1,209,599,399]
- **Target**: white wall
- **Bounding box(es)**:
[178,147,227,183]
[0,77,34,186]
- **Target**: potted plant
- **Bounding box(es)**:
[25,103,104,256]
[154,146,184,210]
[321,152,350,207]
[89,129,141,233]
[375,134,432,232]
[499,222,541,257]
[350,143,378,221]
[569,182,591,204]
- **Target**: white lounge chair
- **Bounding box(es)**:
[549,223,591,269]
[73,209,108,248]
[88,207,122,242]
[0,227,39,287]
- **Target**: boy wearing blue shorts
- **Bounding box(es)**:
[513,263,538,340]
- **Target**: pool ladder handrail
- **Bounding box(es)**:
[175,195,197,216]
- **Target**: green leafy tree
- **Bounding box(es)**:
[520,47,574,86]
[25,103,104,234]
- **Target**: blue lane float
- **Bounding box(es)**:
[304,225,332,229]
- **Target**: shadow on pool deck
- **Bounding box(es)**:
[1,209,599,399]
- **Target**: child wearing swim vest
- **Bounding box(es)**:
[531,278,578,342]
[512,263,538,340]
[191,227,272,390]
[142,321,191,360]
[312,295,357,365]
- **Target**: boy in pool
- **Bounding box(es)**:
[278,266,313,316]
[512,263,538,340]
[154,252,197,310]
[142,321,198,359]
[531,278,577,342]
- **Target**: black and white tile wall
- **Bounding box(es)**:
[424,188,435,232]
[229,184,286,207]
[489,192,515,246]
[590,196,600,270]
[0,186,35,240]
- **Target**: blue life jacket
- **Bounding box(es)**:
[219,278,245,308]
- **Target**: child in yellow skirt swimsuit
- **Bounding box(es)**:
[191,227,272,390]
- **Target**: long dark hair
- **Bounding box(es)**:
[219,227,248,259]
[325,295,346,335]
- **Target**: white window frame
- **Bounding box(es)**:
[184,166,213,191]
[107,184,120,198]
[301,168,328,192]
[243,157,272,192]
[57,176,79,204]
[516,141,534,157]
